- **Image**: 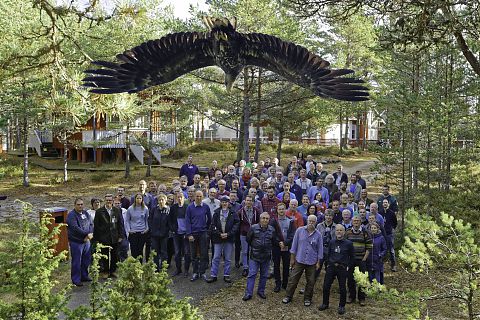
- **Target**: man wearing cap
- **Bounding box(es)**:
[207,196,240,283]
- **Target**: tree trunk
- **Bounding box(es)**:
[242,69,251,160]
[22,116,29,187]
[146,110,153,177]
[254,68,262,162]
[276,129,284,162]
[356,112,360,148]
[93,113,97,164]
[362,106,367,151]
[16,117,21,150]
[237,113,244,161]
[344,114,349,151]
[63,136,68,183]
[339,109,343,155]
[125,122,131,179]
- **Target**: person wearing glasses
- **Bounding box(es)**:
[66,198,93,286]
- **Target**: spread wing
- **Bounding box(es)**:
[240,33,369,101]
[83,32,215,94]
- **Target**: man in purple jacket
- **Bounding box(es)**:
[186,190,212,282]
[179,155,200,186]
[67,198,93,286]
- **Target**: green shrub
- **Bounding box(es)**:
[188,142,237,153]
[282,144,340,156]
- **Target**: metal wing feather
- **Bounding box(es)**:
[83,32,215,94]
[240,33,369,101]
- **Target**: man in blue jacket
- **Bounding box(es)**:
[67,198,93,286]
[186,190,212,282]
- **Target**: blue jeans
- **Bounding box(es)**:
[245,259,270,296]
[70,240,91,284]
[385,233,396,266]
[210,242,234,277]
[173,233,191,273]
[189,231,209,275]
[369,270,384,284]
[240,235,249,270]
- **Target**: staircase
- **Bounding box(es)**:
[41,142,60,158]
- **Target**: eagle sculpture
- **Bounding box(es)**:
[83,17,369,101]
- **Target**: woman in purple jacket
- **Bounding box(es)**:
[368,222,387,284]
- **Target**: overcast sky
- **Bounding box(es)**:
[163,0,209,19]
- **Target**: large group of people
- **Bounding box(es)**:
[66,153,399,315]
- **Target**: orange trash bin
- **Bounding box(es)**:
[39,207,69,258]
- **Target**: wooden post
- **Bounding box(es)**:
[81,149,87,163]
[96,149,102,166]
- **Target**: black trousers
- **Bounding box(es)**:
[128,232,147,261]
[151,236,168,271]
[99,242,119,275]
[322,264,348,307]
[347,260,366,301]
[272,246,290,288]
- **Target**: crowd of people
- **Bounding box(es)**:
[66,153,399,315]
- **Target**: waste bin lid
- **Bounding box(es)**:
[40,207,68,213]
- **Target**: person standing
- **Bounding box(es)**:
[169,192,191,277]
[93,194,125,278]
[113,196,129,262]
[149,194,172,272]
[379,199,398,272]
[179,155,200,186]
[207,196,240,283]
[67,198,93,286]
[282,215,323,307]
[242,212,277,301]
[238,195,261,277]
[186,190,212,282]
[271,203,296,292]
[125,194,149,261]
[345,216,372,305]
[318,224,355,315]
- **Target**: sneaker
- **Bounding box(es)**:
[318,304,328,311]
[206,276,217,283]
[338,306,346,315]
[223,276,232,283]
[299,288,305,294]
[257,292,266,299]
[273,285,281,293]
[359,300,366,306]
[242,269,248,277]
[304,300,311,307]
[201,274,208,282]
[72,282,83,287]
[282,297,292,304]
[190,273,199,282]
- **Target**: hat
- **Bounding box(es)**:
[220,196,230,202]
